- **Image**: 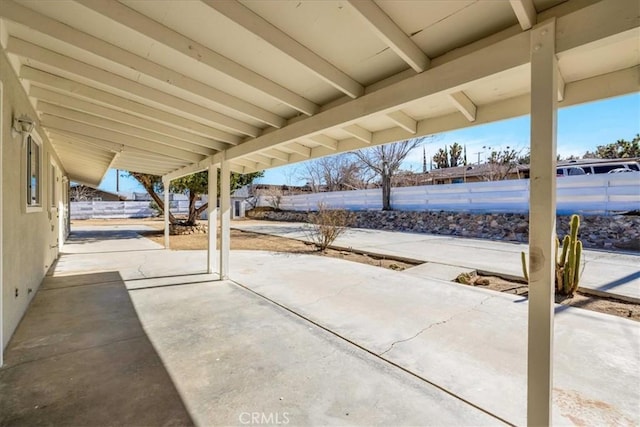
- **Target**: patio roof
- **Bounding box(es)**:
[0,0,637,186]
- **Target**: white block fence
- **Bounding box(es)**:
[260,174,639,215]
[71,200,205,219]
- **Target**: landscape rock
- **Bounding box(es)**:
[169,223,208,235]
[247,209,640,252]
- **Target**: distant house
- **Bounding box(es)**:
[113,192,189,202]
[392,163,530,187]
[69,185,126,202]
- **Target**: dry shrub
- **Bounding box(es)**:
[306,203,355,252]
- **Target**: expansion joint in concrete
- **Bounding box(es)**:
[229,280,513,426]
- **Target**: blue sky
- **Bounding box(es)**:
[99,93,640,192]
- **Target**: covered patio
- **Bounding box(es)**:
[1,0,639,424]
[2,224,638,425]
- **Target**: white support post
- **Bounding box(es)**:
[219,159,231,279]
[163,180,170,249]
[207,163,218,275]
[0,81,4,367]
[527,18,557,426]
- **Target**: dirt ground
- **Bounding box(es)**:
[72,218,638,320]
[456,274,639,321]
[71,218,415,271]
[141,228,416,271]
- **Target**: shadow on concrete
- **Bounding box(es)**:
[68,228,152,242]
[60,229,163,255]
[594,271,640,293]
[0,270,194,426]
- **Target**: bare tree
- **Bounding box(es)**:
[69,184,97,201]
[482,147,523,181]
[306,203,355,252]
[265,186,284,210]
[298,153,365,192]
[354,137,428,210]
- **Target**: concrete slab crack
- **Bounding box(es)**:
[136,255,148,278]
[378,296,494,357]
[300,281,365,308]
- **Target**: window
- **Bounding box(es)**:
[567,167,586,176]
[593,164,622,174]
[26,135,42,211]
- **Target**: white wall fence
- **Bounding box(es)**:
[261,174,640,215]
[71,200,204,219]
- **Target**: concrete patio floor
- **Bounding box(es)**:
[1,225,638,426]
[233,221,640,303]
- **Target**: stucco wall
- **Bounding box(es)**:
[2,49,67,351]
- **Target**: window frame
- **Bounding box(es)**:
[25,131,43,213]
[49,158,58,210]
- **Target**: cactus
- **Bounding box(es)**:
[521,251,529,282]
[520,214,583,296]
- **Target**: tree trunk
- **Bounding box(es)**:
[382,172,392,211]
[195,202,209,219]
[139,181,177,224]
[186,189,198,225]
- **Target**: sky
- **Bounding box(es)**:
[99,93,640,192]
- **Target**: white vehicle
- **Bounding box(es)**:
[557,160,639,176]
[608,168,637,174]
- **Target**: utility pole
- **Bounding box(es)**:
[116,169,120,192]
[474,152,482,165]
[422,147,427,174]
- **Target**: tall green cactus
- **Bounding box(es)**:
[521,214,583,296]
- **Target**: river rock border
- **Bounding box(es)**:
[170,223,208,235]
[246,209,640,251]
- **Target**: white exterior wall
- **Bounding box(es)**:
[1,49,68,354]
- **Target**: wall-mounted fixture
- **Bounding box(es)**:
[11,113,36,138]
